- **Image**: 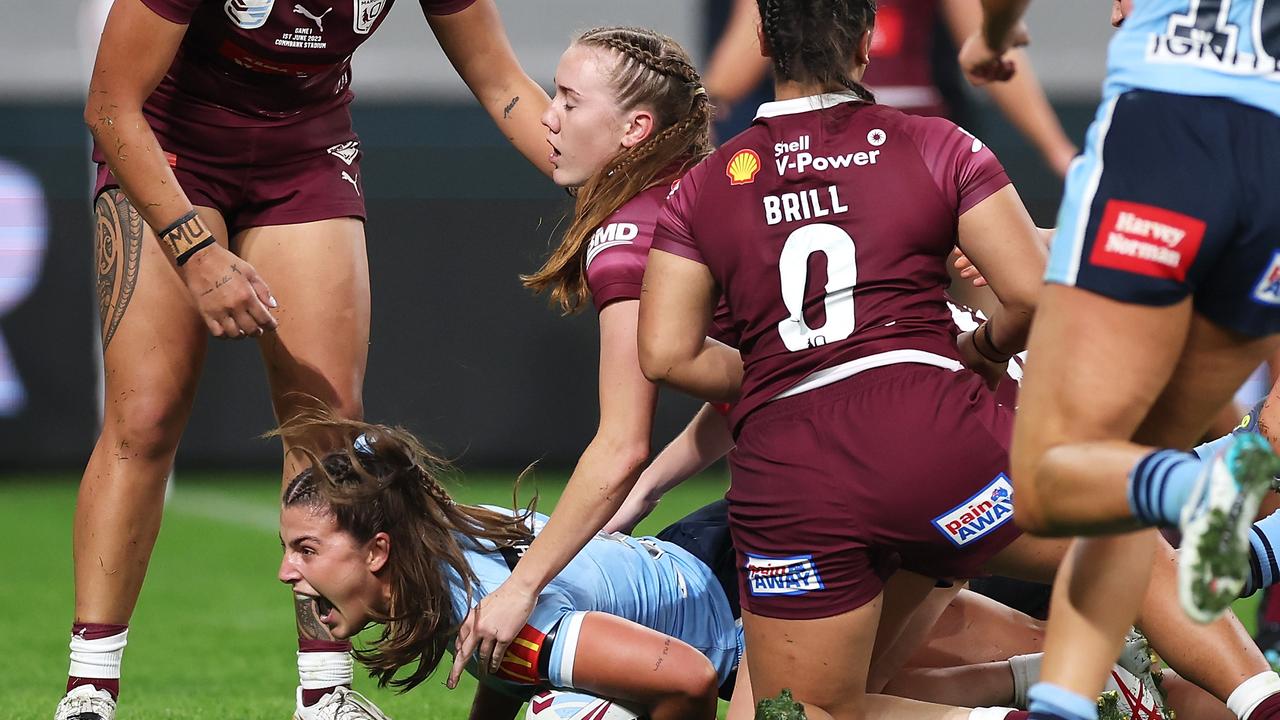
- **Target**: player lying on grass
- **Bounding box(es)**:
[273,411,1267,720]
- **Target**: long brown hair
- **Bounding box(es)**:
[757,0,878,102]
[278,411,535,691]
[522,26,714,313]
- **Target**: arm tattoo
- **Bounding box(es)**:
[503,95,520,119]
[294,594,337,641]
[94,189,143,352]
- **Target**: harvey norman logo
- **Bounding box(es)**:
[932,474,1015,547]
[745,553,824,596]
[1089,200,1205,282]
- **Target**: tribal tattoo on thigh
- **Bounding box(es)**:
[94,189,143,351]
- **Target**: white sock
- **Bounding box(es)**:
[1009,653,1043,709]
[68,628,128,680]
[297,650,353,691]
[1228,671,1280,719]
[969,707,1018,720]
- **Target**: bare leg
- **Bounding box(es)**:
[75,194,222,624]
[235,218,370,700]
[742,598,973,720]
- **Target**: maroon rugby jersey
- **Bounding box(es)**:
[138,0,474,125]
[652,94,1009,427]
[863,0,947,116]
[585,182,738,345]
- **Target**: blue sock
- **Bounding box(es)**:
[1247,511,1280,597]
[1126,448,1203,526]
[1028,683,1097,720]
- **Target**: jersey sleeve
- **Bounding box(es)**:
[139,0,202,24]
[651,163,709,266]
[419,0,478,16]
[585,208,653,313]
[905,116,1011,216]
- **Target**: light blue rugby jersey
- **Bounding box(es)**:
[445,507,740,699]
[1104,0,1280,115]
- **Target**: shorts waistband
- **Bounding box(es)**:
[769,349,962,403]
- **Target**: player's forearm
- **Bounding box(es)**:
[637,404,733,499]
[642,338,743,404]
[703,0,772,104]
[980,0,1031,49]
[505,437,648,593]
[473,72,554,178]
[982,49,1076,173]
[84,100,199,243]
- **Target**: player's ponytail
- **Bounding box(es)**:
[277,408,536,691]
[522,26,713,314]
[757,0,877,102]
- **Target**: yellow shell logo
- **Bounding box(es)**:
[726,149,762,185]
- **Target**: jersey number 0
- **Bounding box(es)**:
[776,223,857,352]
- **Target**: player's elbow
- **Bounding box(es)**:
[638,345,673,384]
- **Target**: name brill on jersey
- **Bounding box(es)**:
[763,185,850,227]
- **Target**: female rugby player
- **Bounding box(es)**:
[632,1,1280,718]
[63,2,550,719]
[963,1,1280,719]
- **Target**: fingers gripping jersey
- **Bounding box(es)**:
[652,95,1010,427]
[1107,0,1280,117]
[446,508,739,699]
[138,0,475,124]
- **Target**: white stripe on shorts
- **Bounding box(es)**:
[1062,95,1119,286]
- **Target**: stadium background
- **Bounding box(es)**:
[0,4,1190,719]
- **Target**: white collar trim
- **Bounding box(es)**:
[754,92,864,119]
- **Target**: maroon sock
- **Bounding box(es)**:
[1004,712,1031,720]
[1248,693,1280,720]
[1264,585,1280,625]
[67,623,128,701]
[298,639,352,707]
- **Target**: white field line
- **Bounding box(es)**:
[167,486,280,534]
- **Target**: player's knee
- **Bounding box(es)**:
[102,392,187,460]
[669,652,719,703]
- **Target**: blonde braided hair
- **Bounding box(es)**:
[522,26,714,314]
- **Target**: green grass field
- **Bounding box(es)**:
[3,473,1264,720]
[0,471,730,720]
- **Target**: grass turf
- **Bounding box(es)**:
[3,473,1264,720]
[0,471,729,720]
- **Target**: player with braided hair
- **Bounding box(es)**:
[443,28,735,696]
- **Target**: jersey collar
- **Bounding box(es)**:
[755,92,865,119]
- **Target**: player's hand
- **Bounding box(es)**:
[447,580,537,689]
[958,22,1030,86]
[951,247,988,288]
[957,329,1006,391]
[177,243,278,339]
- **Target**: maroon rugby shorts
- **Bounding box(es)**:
[728,363,1021,620]
[93,106,365,236]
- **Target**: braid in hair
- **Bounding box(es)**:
[522,27,714,313]
[757,0,878,102]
